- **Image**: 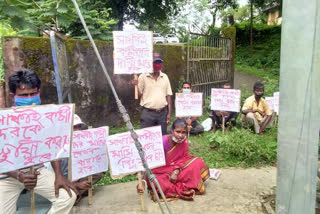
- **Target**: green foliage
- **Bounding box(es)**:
[95,171,137,187]
[235,22,281,45]
[206,128,277,167]
[235,23,281,78]
[0,0,116,40]
[0,23,16,81]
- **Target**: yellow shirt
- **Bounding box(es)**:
[242,95,272,121]
[138,71,172,109]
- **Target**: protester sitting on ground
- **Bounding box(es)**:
[179,81,204,135]
[137,118,210,201]
[59,114,104,203]
[210,82,239,133]
[0,69,77,213]
[241,82,275,135]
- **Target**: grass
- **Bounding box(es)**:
[190,126,277,168]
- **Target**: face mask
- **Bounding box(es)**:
[182,89,191,93]
[172,136,186,143]
[153,63,162,72]
[14,93,41,106]
[255,93,264,99]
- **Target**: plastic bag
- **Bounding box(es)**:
[201,118,212,131]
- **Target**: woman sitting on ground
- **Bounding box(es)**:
[138,118,210,201]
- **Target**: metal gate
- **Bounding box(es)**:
[187,33,233,98]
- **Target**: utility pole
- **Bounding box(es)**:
[276,1,320,214]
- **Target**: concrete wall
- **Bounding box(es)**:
[2,36,186,127]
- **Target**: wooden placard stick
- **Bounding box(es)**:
[134,74,138,99]
[88,175,93,205]
[88,126,93,205]
[137,172,145,211]
[222,117,225,134]
[30,166,35,214]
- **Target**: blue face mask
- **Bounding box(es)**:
[182,89,191,93]
[14,93,41,106]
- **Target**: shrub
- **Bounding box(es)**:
[207,127,277,167]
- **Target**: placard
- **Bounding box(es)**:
[71,127,109,181]
[113,31,153,74]
[273,92,280,114]
[265,97,275,111]
[175,93,203,117]
[210,89,241,112]
[0,104,74,173]
[107,126,165,177]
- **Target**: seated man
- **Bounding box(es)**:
[241,81,274,135]
[180,81,204,135]
[210,83,238,133]
[0,69,77,213]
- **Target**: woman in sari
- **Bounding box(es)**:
[138,118,210,201]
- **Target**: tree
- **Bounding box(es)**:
[208,0,238,27]
[134,0,182,31]
[168,0,212,42]
[105,0,141,31]
[0,0,116,39]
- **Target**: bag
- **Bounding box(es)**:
[201,118,212,131]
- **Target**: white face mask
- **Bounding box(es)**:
[172,136,186,143]
[182,89,191,93]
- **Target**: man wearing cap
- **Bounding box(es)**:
[133,53,172,135]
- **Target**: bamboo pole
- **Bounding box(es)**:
[137,172,145,211]
[134,75,138,99]
[88,175,93,205]
[30,166,35,214]
[222,117,225,134]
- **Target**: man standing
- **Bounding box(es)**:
[0,69,77,213]
[211,82,239,132]
[133,53,172,135]
[241,82,273,135]
[180,81,204,135]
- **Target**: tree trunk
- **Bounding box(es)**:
[212,8,218,27]
[250,0,253,58]
[118,15,124,30]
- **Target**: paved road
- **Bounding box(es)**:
[72,167,276,214]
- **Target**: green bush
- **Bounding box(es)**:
[235,22,281,79]
[207,127,277,167]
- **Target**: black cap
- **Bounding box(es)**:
[153,53,163,62]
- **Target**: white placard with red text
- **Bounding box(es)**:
[265,97,275,111]
[273,92,280,115]
[71,127,109,181]
[107,126,165,177]
[0,104,74,173]
[210,89,241,112]
[175,93,203,117]
[113,31,153,74]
